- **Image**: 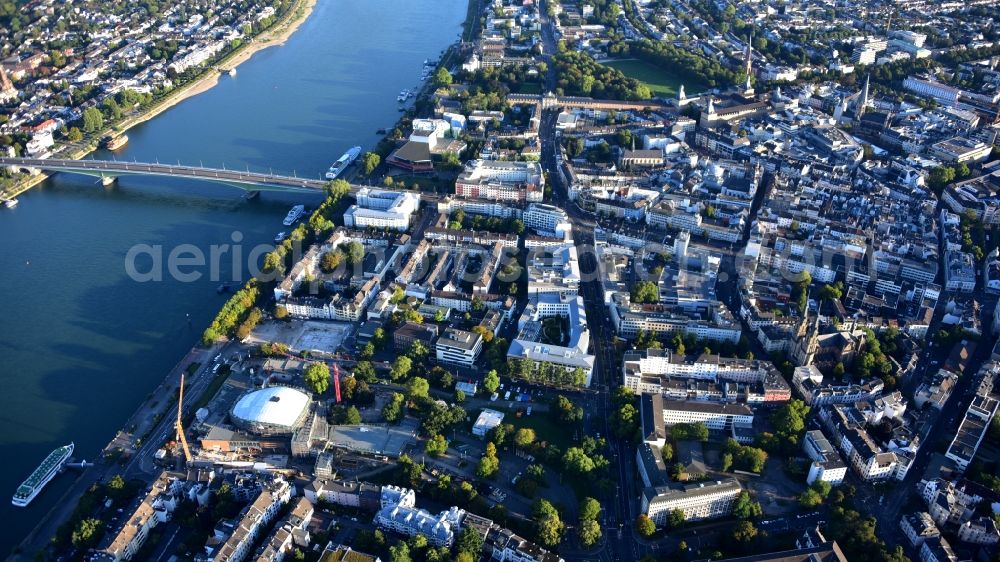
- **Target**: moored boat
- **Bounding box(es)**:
[12,443,74,507]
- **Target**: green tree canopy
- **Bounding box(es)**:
[303,363,330,394]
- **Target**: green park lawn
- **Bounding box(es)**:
[602,59,707,99]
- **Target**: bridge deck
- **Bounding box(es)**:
[0,157,330,191]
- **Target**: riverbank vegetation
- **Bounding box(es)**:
[201,279,261,345]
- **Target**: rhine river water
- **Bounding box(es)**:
[0,0,467,553]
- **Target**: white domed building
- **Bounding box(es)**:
[230,387,311,436]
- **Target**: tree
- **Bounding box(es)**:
[434,67,453,87]
[274,304,289,319]
[483,369,500,394]
[651,443,670,465]
[488,423,510,446]
[770,399,810,452]
[455,528,484,559]
[66,127,83,142]
[389,541,411,562]
[303,363,330,395]
[554,395,584,424]
[343,406,362,425]
[81,107,104,133]
[321,250,344,272]
[630,281,659,304]
[579,497,601,522]
[345,241,365,265]
[811,480,832,499]
[732,520,758,543]
[477,442,501,478]
[832,362,845,378]
[577,519,602,547]
[533,499,565,548]
[354,361,377,383]
[407,341,429,361]
[107,474,126,494]
[362,152,381,175]
[671,422,709,441]
[514,428,537,449]
[636,514,656,537]
[799,489,823,508]
[667,508,685,529]
[391,356,413,381]
[562,447,596,475]
[732,491,762,520]
[406,376,430,399]
[721,452,734,472]
[928,166,956,193]
[382,392,405,422]
[818,282,843,302]
[425,434,448,457]
[71,517,104,548]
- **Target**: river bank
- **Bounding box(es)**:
[0,0,316,202]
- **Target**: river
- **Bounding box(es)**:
[0,0,467,554]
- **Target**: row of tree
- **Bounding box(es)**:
[201,279,260,345]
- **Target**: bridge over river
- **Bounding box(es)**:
[0,157,335,193]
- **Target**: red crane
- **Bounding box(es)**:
[332,363,342,403]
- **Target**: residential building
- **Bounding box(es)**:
[209,478,293,562]
[523,203,571,238]
[919,537,958,562]
[380,486,416,509]
[957,516,1000,545]
[901,512,941,548]
[945,394,999,470]
[95,473,179,561]
[484,526,565,562]
[803,430,848,486]
[319,546,382,562]
[622,349,791,403]
[252,497,314,562]
[374,505,466,547]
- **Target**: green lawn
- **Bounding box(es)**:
[602,59,707,99]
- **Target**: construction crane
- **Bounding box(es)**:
[176,374,192,465]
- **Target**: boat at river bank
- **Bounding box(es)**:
[12,443,74,507]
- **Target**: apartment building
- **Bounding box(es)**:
[484,526,565,562]
[374,505,466,547]
[522,203,571,238]
[251,497,314,562]
[95,473,179,561]
[622,349,791,403]
[803,430,847,486]
[208,478,293,562]
[900,512,941,548]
